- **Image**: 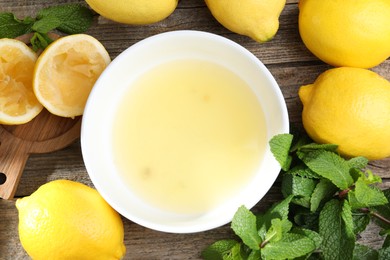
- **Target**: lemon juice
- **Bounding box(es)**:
[112,59,267,214]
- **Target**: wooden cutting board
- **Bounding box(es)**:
[0,109,81,199]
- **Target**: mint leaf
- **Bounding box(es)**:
[1,4,93,53]
[298,142,338,152]
[379,245,390,260]
[319,199,355,260]
[225,243,245,260]
[352,168,382,185]
[37,4,94,34]
[371,189,390,230]
[298,150,354,190]
[310,179,338,212]
[352,212,370,234]
[247,250,261,260]
[264,218,292,244]
[261,233,316,259]
[293,209,319,231]
[347,156,369,169]
[353,179,388,208]
[383,235,390,247]
[293,228,322,249]
[30,32,53,51]
[32,15,62,34]
[0,13,34,38]
[347,191,362,210]
[231,206,261,250]
[270,133,293,171]
[201,240,242,260]
[353,244,379,260]
[282,174,317,208]
[287,165,320,179]
[257,195,293,240]
[289,132,312,152]
[342,200,355,243]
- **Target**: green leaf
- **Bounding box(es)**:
[282,174,317,208]
[298,142,338,152]
[354,179,388,208]
[319,199,355,260]
[247,250,261,260]
[0,13,34,38]
[342,200,355,243]
[293,208,319,231]
[352,211,371,234]
[347,156,369,169]
[231,206,261,250]
[289,132,312,152]
[298,150,354,190]
[201,240,241,260]
[353,244,379,260]
[352,169,382,185]
[37,4,93,34]
[269,133,294,171]
[30,32,53,51]
[287,165,320,179]
[257,195,294,239]
[379,245,390,260]
[348,191,366,210]
[371,189,390,230]
[226,243,245,260]
[310,179,338,212]
[261,233,316,259]
[383,235,390,248]
[32,15,62,34]
[292,228,322,249]
[264,218,292,244]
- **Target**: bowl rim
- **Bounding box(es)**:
[81,30,289,233]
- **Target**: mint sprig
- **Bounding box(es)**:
[0,4,93,51]
[202,133,390,260]
[319,199,355,259]
[0,13,34,38]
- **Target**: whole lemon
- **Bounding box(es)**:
[298,0,390,68]
[16,180,126,259]
[85,0,178,24]
[205,0,286,43]
[299,67,390,160]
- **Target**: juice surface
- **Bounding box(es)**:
[112,59,267,214]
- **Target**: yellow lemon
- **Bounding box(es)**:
[0,39,42,125]
[33,34,110,118]
[16,179,126,259]
[205,0,286,43]
[85,0,178,25]
[299,67,390,160]
[299,0,390,68]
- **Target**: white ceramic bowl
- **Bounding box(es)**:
[81,30,289,233]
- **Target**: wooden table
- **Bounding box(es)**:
[1,0,389,259]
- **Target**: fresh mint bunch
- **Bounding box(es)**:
[202,133,390,260]
[0,4,93,51]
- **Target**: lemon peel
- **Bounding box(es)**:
[33,34,110,118]
[299,0,390,68]
[299,67,390,160]
[205,0,286,43]
[16,179,126,259]
[0,38,42,125]
[85,0,178,25]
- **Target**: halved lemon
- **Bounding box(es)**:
[0,39,42,125]
[33,34,111,118]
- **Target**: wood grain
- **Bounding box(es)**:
[0,0,389,259]
[0,110,81,199]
